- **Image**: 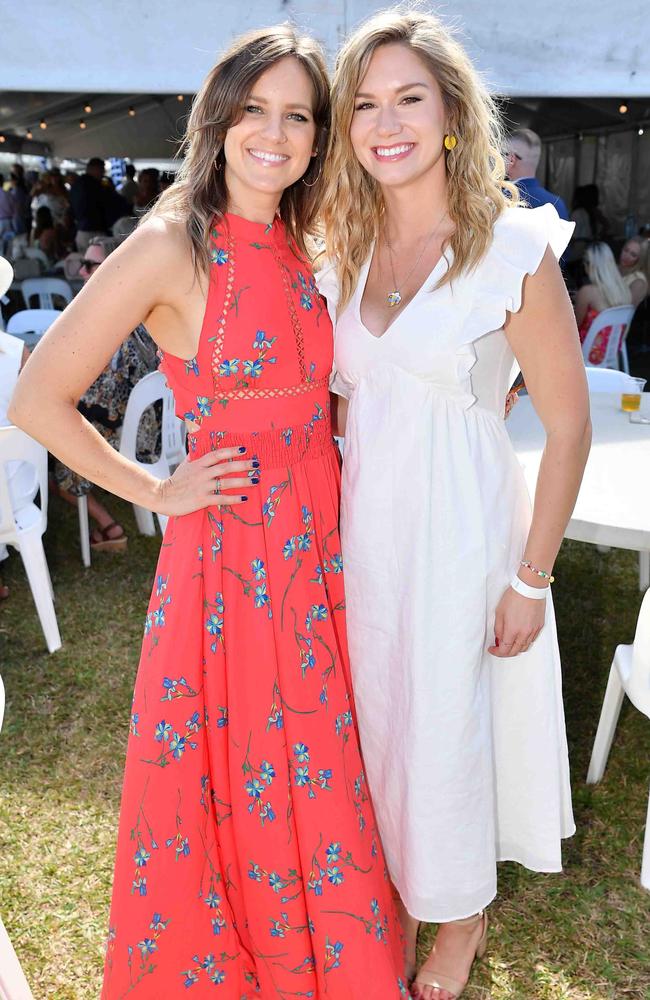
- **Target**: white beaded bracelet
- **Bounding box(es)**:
[510,575,549,600]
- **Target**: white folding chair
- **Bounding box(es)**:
[76,371,184,564]
[6,309,62,341]
[585,367,637,393]
[582,305,636,373]
[119,371,182,536]
[0,426,61,653]
[587,588,650,889]
[21,277,73,311]
[0,676,36,1000]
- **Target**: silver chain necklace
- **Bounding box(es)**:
[383,208,448,308]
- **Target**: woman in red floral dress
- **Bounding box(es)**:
[11,26,405,1000]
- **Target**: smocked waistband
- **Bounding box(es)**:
[187,412,335,468]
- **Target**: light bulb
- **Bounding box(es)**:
[79,119,86,129]
[84,103,92,114]
[39,119,47,129]
[26,128,33,139]
[177,94,184,102]
[619,103,628,114]
[128,106,136,117]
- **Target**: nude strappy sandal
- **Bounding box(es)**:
[412,910,488,999]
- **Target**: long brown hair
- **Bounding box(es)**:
[321,9,519,311]
[149,25,330,274]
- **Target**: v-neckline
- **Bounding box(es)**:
[355,241,450,341]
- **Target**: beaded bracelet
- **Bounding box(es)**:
[520,559,555,583]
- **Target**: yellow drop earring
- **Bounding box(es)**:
[444,134,458,150]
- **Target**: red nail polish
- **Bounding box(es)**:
[495,636,500,647]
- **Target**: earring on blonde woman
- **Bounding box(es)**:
[444,134,458,150]
[302,165,322,187]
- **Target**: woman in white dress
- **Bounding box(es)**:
[319,12,591,999]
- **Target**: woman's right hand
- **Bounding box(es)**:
[156,447,258,516]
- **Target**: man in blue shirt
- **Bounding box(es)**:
[505,129,569,220]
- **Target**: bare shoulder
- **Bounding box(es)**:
[90,215,199,306]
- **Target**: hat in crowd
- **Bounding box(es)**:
[0,256,14,299]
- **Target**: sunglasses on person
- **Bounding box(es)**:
[79,258,102,272]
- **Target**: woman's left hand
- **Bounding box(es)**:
[487,586,546,657]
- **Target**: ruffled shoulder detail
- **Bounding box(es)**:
[454,203,574,408]
[460,203,574,341]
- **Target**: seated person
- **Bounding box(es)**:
[31,205,62,263]
[619,236,649,306]
[574,243,633,365]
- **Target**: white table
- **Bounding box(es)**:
[507,392,650,590]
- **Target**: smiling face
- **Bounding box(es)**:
[349,42,448,192]
[620,239,641,271]
[223,56,317,215]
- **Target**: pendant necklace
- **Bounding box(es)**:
[384,208,448,308]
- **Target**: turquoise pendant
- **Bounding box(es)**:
[387,290,402,307]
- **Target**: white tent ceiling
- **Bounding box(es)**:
[0,0,647,159]
[3,0,648,97]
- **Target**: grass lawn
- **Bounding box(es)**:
[1,492,649,999]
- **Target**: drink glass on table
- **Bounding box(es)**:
[621,377,647,413]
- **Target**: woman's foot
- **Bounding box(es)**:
[411,912,487,1000]
[90,521,128,552]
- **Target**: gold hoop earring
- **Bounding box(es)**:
[444,134,458,151]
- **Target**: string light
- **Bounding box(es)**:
[79,119,86,129]
[26,128,33,139]
[640,128,645,136]
[0,135,5,144]
[128,106,136,117]
[177,94,184,102]
[619,103,628,114]
[84,103,92,113]
[39,119,47,129]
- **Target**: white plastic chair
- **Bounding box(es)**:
[587,588,650,889]
[585,367,637,393]
[0,426,61,653]
[582,305,636,373]
[120,371,182,536]
[76,371,184,564]
[21,277,73,310]
[0,676,36,1000]
[6,309,62,340]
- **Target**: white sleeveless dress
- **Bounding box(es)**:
[317,204,576,922]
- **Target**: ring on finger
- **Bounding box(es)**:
[214,477,221,495]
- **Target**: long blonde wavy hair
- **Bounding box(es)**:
[585,243,632,308]
[321,8,519,310]
[148,25,331,275]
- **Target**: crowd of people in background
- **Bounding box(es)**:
[0,160,175,263]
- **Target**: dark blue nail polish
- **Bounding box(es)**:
[251,477,260,485]
[238,446,246,453]
[252,460,260,469]
[241,495,249,502]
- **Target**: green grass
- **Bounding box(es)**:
[1,494,649,999]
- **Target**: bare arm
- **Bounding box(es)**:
[573,283,593,327]
[629,276,648,308]
[490,248,591,656]
[330,392,348,437]
[9,220,253,514]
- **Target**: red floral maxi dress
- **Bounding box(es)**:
[102,213,406,1000]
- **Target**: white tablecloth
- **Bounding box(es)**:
[507,392,650,586]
